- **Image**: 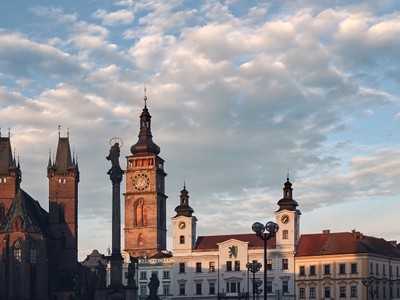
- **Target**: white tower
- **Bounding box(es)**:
[172,184,197,254]
[275,176,301,251]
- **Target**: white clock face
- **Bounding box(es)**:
[133,173,150,191]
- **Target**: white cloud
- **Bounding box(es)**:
[92,9,134,26]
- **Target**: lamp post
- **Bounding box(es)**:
[246,262,262,300]
[362,277,377,300]
[252,221,279,300]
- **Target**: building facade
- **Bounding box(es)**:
[0,132,94,300]
[295,230,400,300]
[171,178,301,299]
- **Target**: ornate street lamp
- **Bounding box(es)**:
[252,221,279,300]
[362,277,377,300]
[247,262,262,300]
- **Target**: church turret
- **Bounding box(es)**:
[48,128,79,288]
[275,175,301,249]
[172,183,197,252]
[0,131,22,224]
[174,183,194,217]
[277,176,298,212]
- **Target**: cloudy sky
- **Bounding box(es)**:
[1,0,400,260]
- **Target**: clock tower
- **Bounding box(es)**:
[275,176,301,250]
[124,96,167,258]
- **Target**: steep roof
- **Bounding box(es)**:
[194,233,276,251]
[296,230,400,257]
[0,188,50,235]
[130,98,160,155]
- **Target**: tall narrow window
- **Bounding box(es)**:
[163,283,170,295]
[299,266,305,276]
[339,263,346,274]
[351,263,357,274]
[226,261,232,271]
[282,259,288,270]
[209,261,215,272]
[61,231,66,248]
[179,262,185,273]
[179,284,185,295]
[283,281,288,293]
[209,282,216,294]
[267,259,272,270]
[135,200,147,226]
[59,203,66,223]
[13,241,22,298]
[310,265,316,275]
[282,230,288,239]
[0,203,4,223]
[196,262,202,273]
[30,244,37,297]
[324,287,330,298]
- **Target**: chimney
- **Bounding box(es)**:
[322,229,330,235]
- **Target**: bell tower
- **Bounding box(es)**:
[124,95,167,258]
[172,183,197,253]
[48,128,79,276]
[0,131,21,225]
[275,176,301,250]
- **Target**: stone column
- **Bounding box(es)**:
[106,142,124,287]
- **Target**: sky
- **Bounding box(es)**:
[1,0,400,261]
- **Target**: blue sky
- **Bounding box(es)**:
[1,0,400,260]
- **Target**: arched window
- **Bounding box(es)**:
[59,203,66,223]
[138,233,144,246]
[134,200,147,226]
[283,230,289,240]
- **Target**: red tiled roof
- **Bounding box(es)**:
[194,233,276,251]
[296,231,400,257]
[149,251,173,259]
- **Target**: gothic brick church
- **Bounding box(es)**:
[0,132,94,300]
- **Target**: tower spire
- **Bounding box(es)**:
[130,93,160,155]
[276,176,298,212]
[144,85,147,108]
[174,182,194,217]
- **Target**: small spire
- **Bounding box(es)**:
[17,155,20,168]
[287,168,290,181]
[0,127,2,137]
[144,85,147,107]
[58,125,61,138]
[48,148,52,168]
[8,127,10,138]
[67,127,70,138]
[183,177,186,190]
